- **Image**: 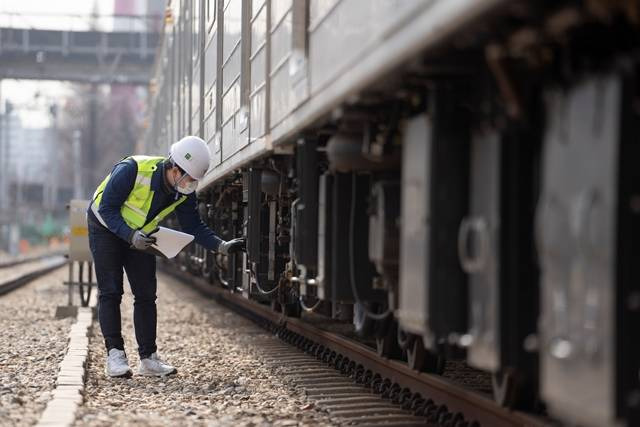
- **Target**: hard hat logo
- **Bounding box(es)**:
[169,136,211,181]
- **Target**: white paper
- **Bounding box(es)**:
[149,226,194,259]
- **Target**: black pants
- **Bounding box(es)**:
[88,221,157,358]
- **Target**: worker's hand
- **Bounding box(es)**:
[218,237,246,256]
[130,230,157,250]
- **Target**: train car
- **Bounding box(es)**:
[141,1,640,425]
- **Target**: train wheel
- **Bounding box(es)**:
[375,320,403,359]
[492,368,536,409]
[493,369,516,407]
[404,335,445,374]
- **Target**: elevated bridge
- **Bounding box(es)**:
[0,15,160,84]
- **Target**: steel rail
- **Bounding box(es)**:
[0,250,66,269]
[0,256,66,296]
[162,265,549,427]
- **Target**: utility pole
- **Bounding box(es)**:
[0,80,5,252]
[48,104,59,211]
[73,130,83,199]
[0,97,15,253]
[88,84,98,193]
[3,100,15,254]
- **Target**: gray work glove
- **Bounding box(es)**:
[218,237,246,256]
[130,230,157,250]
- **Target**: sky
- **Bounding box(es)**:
[0,0,116,128]
[0,0,114,30]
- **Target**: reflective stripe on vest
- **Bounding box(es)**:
[91,156,187,234]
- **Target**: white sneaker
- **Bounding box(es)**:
[105,348,132,378]
[137,352,177,377]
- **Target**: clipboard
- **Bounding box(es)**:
[141,226,194,259]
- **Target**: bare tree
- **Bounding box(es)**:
[57,84,144,198]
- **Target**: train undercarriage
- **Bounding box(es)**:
[156,2,640,426]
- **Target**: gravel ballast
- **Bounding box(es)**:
[0,266,73,426]
[76,272,337,426]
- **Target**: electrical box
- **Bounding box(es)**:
[68,199,93,262]
[461,130,502,372]
[398,88,470,351]
[538,72,640,427]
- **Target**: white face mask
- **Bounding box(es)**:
[174,172,198,195]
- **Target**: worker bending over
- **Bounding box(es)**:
[87,136,244,378]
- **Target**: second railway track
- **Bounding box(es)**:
[0,249,66,269]
[0,254,67,297]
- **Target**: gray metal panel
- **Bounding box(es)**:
[192,108,201,140]
[463,130,501,372]
[193,0,202,61]
[270,0,505,147]
[317,174,332,300]
[180,1,190,136]
[250,84,267,140]
[309,0,340,29]
[272,0,293,27]
[398,114,432,341]
[222,0,242,62]
[206,0,217,33]
[204,33,217,96]
[290,0,309,109]
[270,61,291,128]
[192,56,201,135]
[220,0,246,162]
[200,0,271,187]
[308,0,422,95]
[176,8,185,138]
[538,74,620,427]
[172,101,178,141]
[252,0,266,17]
[222,76,240,124]
[202,2,219,162]
[222,46,241,93]
[270,10,292,69]
[192,59,201,112]
[269,4,292,128]
[251,1,267,54]
[249,1,268,141]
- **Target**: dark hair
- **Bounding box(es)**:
[167,157,186,175]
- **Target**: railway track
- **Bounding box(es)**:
[0,249,65,269]
[260,341,428,426]
[163,265,549,427]
[0,254,67,296]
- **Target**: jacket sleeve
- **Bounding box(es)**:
[97,160,137,242]
[174,194,224,251]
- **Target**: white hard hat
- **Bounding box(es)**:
[169,136,210,180]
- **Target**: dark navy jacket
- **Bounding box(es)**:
[87,158,223,251]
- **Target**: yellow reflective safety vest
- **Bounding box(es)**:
[90,156,187,234]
